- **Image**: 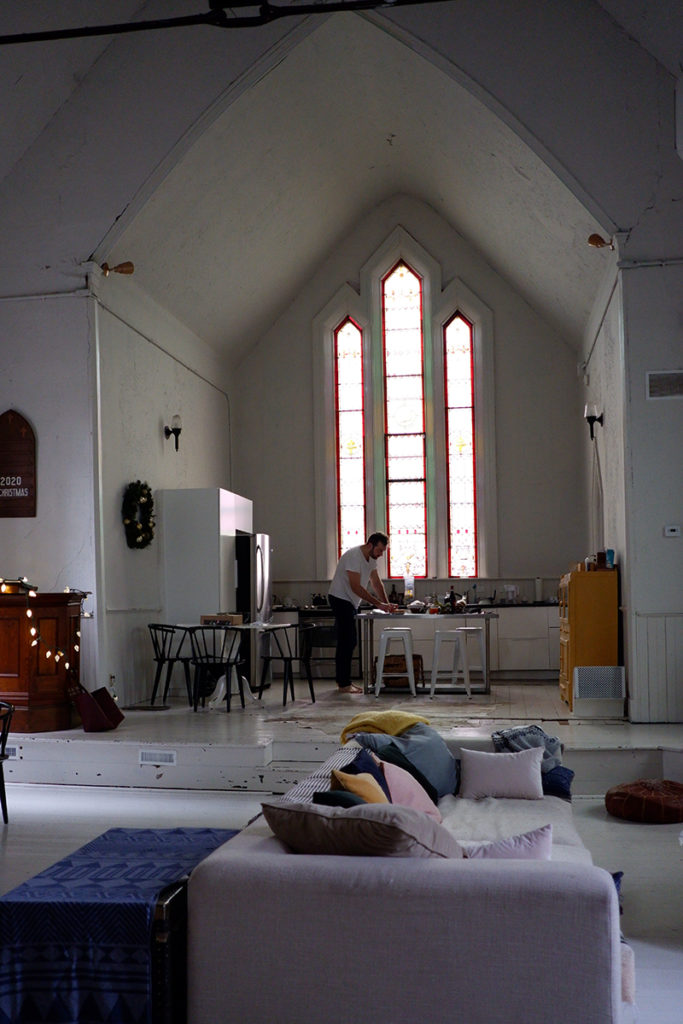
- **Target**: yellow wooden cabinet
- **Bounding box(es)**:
[558,569,618,710]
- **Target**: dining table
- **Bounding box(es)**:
[357,609,498,695]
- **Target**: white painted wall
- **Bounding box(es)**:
[232,195,586,584]
[93,277,235,705]
[620,266,683,721]
[0,294,98,685]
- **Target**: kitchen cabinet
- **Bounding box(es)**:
[495,606,559,674]
[558,569,618,710]
[159,488,252,623]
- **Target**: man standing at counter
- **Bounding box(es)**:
[328,532,396,693]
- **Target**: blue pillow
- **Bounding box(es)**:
[341,747,392,801]
[542,765,574,801]
[353,723,458,798]
[373,742,440,804]
[313,790,367,808]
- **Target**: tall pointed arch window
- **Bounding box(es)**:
[382,261,427,578]
[334,317,366,553]
[444,312,477,577]
[319,225,496,581]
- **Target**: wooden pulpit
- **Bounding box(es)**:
[0,592,83,732]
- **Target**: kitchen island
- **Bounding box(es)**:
[357,610,498,695]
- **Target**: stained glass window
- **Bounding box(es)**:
[382,262,427,577]
[444,313,477,576]
[335,317,366,553]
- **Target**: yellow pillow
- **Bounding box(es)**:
[330,770,389,804]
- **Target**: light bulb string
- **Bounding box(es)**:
[0,577,88,668]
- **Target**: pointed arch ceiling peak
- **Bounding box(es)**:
[105,11,612,361]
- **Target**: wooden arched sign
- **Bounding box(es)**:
[0,409,36,517]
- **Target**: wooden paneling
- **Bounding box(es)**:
[0,593,82,732]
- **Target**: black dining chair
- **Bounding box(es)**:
[0,701,15,824]
[188,625,245,712]
[147,624,194,707]
[257,623,316,707]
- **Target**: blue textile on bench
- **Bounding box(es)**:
[0,826,237,1024]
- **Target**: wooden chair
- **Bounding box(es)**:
[257,623,316,706]
[147,624,193,706]
[0,702,15,824]
[188,625,245,712]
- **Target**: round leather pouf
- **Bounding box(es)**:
[605,778,683,824]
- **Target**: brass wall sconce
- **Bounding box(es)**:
[164,415,182,451]
[587,234,614,251]
[100,261,135,276]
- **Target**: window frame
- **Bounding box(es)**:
[313,227,498,581]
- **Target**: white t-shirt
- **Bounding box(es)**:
[328,545,375,608]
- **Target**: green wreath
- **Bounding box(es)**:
[121,480,155,549]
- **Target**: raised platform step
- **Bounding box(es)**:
[5,686,682,795]
[5,732,681,796]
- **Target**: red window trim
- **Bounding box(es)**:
[443,311,478,578]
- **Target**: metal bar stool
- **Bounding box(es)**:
[375,627,416,697]
[457,625,486,690]
[429,629,471,698]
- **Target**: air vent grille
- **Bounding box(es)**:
[139,748,177,766]
[573,666,625,699]
[646,371,683,399]
[4,745,18,760]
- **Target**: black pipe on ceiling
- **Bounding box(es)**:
[0,0,454,46]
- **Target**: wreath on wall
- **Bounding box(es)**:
[121,480,155,549]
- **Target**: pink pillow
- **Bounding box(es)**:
[462,823,553,860]
[380,758,443,822]
[459,746,544,799]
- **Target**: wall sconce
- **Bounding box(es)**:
[164,414,182,451]
[100,261,135,276]
[584,403,603,440]
[587,234,615,251]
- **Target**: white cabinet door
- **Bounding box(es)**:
[495,607,555,671]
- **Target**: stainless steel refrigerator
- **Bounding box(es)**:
[235,531,272,687]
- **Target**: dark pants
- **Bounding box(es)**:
[329,595,357,688]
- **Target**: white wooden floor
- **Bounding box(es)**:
[2,681,681,1022]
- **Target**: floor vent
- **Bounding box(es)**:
[4,745,18,760]
[646,370,683,399]
[139,748,177,766]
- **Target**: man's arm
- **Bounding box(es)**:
[346,571,391,611]
[369,568,390,605]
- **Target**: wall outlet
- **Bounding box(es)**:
[663,525,681,537]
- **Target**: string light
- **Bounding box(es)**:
[0,577,90,671]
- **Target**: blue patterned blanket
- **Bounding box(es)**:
[0,826,236,1024]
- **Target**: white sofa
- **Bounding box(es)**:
[187,738,625,1024]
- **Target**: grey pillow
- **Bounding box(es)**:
[261,799,463,858]
[353,723,458,797]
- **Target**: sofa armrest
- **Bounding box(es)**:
[188,848,621,1024]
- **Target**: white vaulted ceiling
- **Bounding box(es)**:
[104,13,607,360]
[1,2,681,361]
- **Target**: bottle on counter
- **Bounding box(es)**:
[449,587,456,612]
[389,583,398,605]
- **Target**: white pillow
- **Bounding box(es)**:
[459,746,544,799]
[460,824,553,859]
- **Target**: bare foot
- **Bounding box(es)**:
[337,684,363,694]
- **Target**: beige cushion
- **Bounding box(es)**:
[261,799,464,858]
[330,769,389,803]
[459,746,544,799]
